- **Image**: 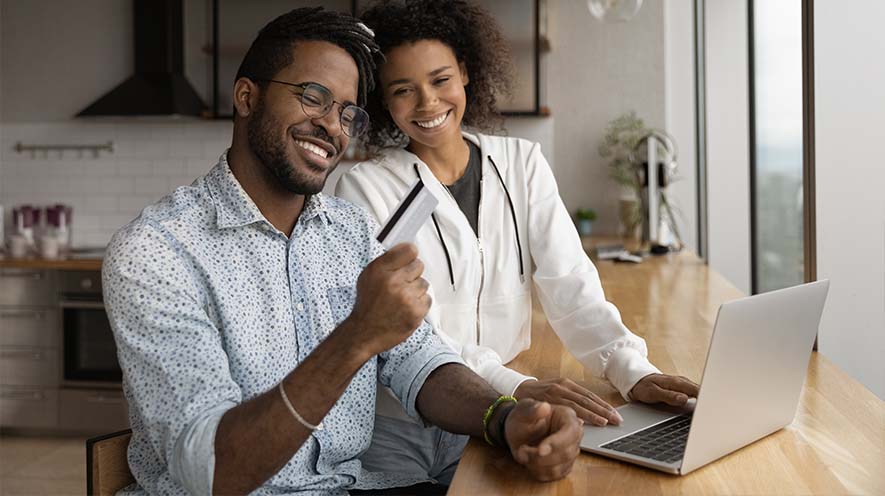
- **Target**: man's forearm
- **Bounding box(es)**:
[212,319,370,495]
[415,363,502,439]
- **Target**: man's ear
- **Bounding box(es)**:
[459,62,470,86]
[232,77,259,117]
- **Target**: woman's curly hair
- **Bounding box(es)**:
[359,0,515,153]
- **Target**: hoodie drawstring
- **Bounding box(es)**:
[413,154,525,290]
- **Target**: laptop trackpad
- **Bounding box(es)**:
[581,401,695,449]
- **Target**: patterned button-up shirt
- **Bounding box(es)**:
[102,152,462,495]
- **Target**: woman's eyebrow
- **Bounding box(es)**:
[386,66,453,87]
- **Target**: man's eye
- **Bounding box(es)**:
[301,94,324,106]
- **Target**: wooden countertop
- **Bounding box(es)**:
[0,257,103,271]
[449,240,885,495]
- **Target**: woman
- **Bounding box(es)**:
[336,0,698,485]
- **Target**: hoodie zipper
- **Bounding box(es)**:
[435,167,485,346]
[475,176,485,346]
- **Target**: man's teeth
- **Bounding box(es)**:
[295,140,329,159]
[416,112,448,129]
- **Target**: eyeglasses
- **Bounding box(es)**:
[257,79,369,138]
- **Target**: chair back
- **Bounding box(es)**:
[86,429,134,496]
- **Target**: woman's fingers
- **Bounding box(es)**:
[553,382,622,425]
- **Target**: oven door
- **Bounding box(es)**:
[60,300,122,387]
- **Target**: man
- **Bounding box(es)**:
[103,7,582,495]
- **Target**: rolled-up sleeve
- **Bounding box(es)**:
[103,223,242,495]
[377,320,464,422]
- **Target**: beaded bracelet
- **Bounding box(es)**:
[482,395,517,446]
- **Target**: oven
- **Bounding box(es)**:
[59,271,122,388]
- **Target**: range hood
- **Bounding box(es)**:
[77,0,206,117]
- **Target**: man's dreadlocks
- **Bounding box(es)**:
[235,7,381,107]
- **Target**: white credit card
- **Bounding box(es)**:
[376,177,439,249]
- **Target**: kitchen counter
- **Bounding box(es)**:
[0,257,102,271]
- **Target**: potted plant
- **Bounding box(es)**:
[598,112,685,248]
[575,208,597,237]
[598,111,647,239]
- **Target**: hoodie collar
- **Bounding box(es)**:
[374,130,508,181]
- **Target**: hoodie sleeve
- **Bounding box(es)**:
[335,165,536,396]
[524,143,661,400]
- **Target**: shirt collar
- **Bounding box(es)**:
[207,151,335,231]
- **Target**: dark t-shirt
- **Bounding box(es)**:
[444,140,482,236]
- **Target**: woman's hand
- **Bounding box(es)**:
[514,378,623,426]
[629,374,699,406]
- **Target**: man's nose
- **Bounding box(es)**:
[311,108,344,139]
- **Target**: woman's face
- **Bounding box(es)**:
[379,40,469,151]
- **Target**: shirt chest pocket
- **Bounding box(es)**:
[327,285,357,326]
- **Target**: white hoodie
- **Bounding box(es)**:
[336,132,659,416]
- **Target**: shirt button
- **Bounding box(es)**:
[296,303,304,312]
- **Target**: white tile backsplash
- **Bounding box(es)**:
[0,121,232,248]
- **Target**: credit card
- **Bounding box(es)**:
[376,177,439,249]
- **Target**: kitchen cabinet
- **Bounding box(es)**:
[0,265,127,434]
[0,268,60,429]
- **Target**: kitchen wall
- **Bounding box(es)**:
[1,0,667,248]
[546,0,666,236]
[0,121,231,247]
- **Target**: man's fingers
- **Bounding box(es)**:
[533,409,582,459]
[379,243,419,270]
[508,400,552,448]
[401,257,425,282]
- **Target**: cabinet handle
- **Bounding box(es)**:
[0,390,44,400]
[0,269,43,280]
[0,349,44,361]
[0,310,45,320]
[87,393,124,404]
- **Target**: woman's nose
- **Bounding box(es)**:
[416,87,439,110]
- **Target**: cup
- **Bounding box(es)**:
[10,235,29,258]
[40,235,60,259]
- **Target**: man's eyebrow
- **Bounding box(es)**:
[386,66,454,87]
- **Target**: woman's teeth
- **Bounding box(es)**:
[294,140,329,159]
[416,112,448,129]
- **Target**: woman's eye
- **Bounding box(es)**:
[434,77,450,86]
[392,87,412,96]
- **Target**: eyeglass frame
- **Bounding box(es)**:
[253,78,369,137]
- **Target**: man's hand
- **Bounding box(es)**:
[630,373,699,406]
[348,243,431,355]
[515,378,623,426]
[503,399,583,482]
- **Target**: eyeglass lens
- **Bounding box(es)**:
[300,84,369,137]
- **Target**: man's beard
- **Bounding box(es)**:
[246,98,336,195]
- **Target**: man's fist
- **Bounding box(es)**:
[504,399,583,482]
[348,243,431,355]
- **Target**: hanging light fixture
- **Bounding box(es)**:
[587,0,643,23]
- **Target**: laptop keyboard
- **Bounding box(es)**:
[600,414,692,464]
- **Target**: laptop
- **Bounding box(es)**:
[580,280,830,475]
